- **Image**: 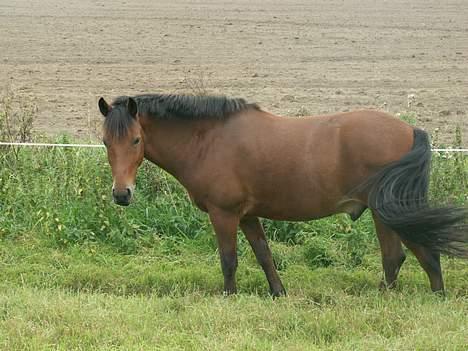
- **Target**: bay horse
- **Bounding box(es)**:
[98,94,467,296]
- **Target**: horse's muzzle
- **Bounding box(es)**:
[112,188,132,206]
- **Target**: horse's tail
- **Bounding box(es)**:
[359,128,468,257]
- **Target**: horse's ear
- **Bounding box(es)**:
[98,97,110,117]
[127,97,137,118]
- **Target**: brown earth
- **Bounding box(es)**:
[0,0,467,146]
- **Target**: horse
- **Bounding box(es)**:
[98,94,467,296]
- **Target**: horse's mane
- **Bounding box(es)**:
[104,94,259,138]
[115,94,258,120]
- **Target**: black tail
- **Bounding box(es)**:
[360,129,468,257]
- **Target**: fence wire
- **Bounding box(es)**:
[1,142,467,152]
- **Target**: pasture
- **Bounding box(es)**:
[1,0,467,349]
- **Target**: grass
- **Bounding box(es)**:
[0,136,467,350]
[1,238,467,350]
[1,284,467,350]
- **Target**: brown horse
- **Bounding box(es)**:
[98,94,467,296]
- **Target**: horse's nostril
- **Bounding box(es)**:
[126,188,131,196]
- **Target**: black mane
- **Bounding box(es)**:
[104,94,259,138]
[117,94,258,119]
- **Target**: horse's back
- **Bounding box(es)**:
[237,108,415,182]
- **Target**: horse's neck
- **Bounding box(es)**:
[141,117,217,180]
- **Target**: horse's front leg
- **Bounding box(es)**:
[208,207,240,295]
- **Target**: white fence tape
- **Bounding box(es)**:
[0,142,104,148]
[0,142,467,152]
[432,149,468,152]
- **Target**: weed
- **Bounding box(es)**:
[0,88,37,164]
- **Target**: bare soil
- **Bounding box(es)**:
[1,0,467,146]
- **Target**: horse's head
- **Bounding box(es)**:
[99,97,144,206]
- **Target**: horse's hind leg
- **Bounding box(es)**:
[401,240,444,293]
[372,212,406,289]
[240,216,286,297]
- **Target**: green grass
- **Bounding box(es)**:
[0,141,467,350]
[1,284,467,350]
[1,238,467,351]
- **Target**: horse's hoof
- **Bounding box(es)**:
[222,289,237,296]
[432,289,446,298]
[271,289,287,299]
[379,280,397,291]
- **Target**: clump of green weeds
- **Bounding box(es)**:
[0,88,37,164]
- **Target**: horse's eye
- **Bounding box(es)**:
[133,137,141,145]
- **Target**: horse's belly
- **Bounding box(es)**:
[245,185,342,221]
[248,207,334,221]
